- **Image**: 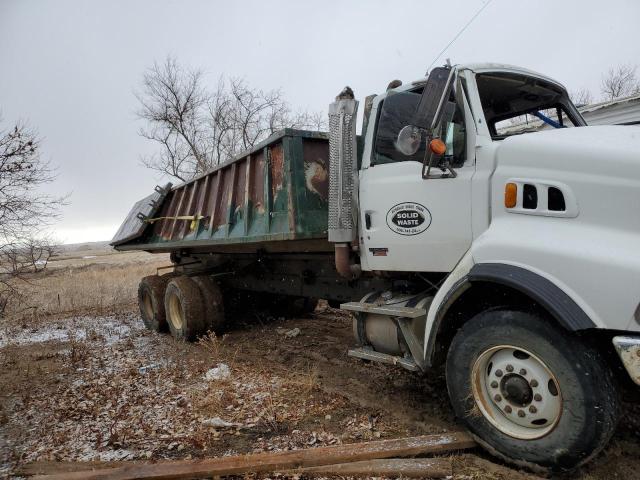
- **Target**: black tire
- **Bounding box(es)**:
[446,309,619,473]
[164,276,207,341]
[138,275,172,332]
[192,275,225,334]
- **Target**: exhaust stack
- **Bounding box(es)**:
[328,87,360,279]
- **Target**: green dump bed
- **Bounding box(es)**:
[112,129,333,254]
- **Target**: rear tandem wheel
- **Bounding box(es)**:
[191,275,226,334]
[164,276,208,341]
[137,274,173,332]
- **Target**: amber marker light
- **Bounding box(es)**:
[505,183,517,208]
[429,138,447,155]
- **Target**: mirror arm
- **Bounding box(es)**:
[422,100,458,180]
[422,148,458,179]
[419,68,457,180]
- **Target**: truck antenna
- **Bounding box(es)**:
[425,0,494,74]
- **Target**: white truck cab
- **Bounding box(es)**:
[331,63,640,472]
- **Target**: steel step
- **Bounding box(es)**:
[348,347,420,372]
[340,302,426,318]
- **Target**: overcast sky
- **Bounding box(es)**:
[1,0,639,244]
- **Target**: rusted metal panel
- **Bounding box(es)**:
[224,163,238,236]
[194,175,211,230]
[181,180,199,237]
[168,187,187,239]
[151,188,173,239]
[207,170,222,232]
[250,150,266,214]
[158,189,178,239]
[270,144,285,201]
[243,157,252,235]
[112,129,331,252]
[303,140,329,201]
[231,159,247,236]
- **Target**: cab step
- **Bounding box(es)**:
[348,347,420,372]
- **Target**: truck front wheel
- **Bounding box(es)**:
[446,309,619,473]
[164,276,207,341]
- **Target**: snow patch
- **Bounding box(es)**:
[204,363,231,381]
[0,314,143,348]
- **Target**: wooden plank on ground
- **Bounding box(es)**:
[32,432,475,480]
[18,460,130,476]
[292,457,452,478]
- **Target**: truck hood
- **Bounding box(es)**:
[492,124,640,234]
[497,125,640,166]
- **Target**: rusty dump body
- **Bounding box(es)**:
[113,129,335,254]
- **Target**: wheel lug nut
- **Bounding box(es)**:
[506,364,514,372]
[504,405,512,413]
[494,394,502,402]
[534,393,542,401]
[530,379,539,388]
[519,368,527,375]
[490,381,498,388]
[518,410,525,418]
[529,405,537,414]
[495,369,503,377]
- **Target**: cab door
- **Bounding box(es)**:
[358,83,475,272]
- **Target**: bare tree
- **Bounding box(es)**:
[0,236,58,275]
[570,88,593,107]
[0,118,64,316]
[24,236,60,272]
[136,57,326,182]
[136,58,210,181]
[600,64,640,101]
[0,121,64,241]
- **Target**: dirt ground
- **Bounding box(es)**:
[1,249,640,479]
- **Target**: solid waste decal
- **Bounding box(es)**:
[386,202,431,235]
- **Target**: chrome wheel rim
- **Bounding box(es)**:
[471,345,562,439]
[167,292,184,330]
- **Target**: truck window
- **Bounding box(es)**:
[476,72,585,139]
[372,89,466,167]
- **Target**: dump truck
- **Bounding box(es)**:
[113,63,640,472]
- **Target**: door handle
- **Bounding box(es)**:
[365,213,372,229]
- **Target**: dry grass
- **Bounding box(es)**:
[197,331,237,365]
[289,363,321,398]
[5,251,169,321]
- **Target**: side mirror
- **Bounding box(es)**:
[395,125,422,156]
[412,66,455,130]
[394,66,457,178]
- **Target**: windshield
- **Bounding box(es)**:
[476,72,585,139]
[372,88,466,167]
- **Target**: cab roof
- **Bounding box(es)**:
[406,63,566,92]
